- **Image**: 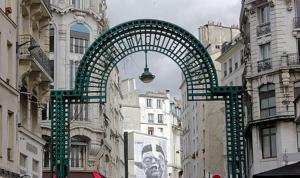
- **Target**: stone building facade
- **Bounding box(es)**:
[40,0,125,177]
[17,0,53,178]
[181,23,240,178]
[0,3,19,178]
[240,0,300,177]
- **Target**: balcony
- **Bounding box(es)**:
[294,17,300,28]
[257,22,271,36]
[19,34,52,79]
[257,58,272,72]
[287,53,300,65]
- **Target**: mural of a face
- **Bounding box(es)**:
[141,144,166,178]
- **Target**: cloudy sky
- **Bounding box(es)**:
[106,0,241,98]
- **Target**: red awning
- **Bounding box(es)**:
[43,171,105,178]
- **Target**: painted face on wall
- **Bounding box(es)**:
[141,144,166,178]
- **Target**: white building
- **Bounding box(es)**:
[0,3,19,178]
[138,91,182,178]
[40,0,125,177]
[181,23,240,178]
[240,0,300,177]
[216,35,245,86]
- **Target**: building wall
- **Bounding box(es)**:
[138,91,182,178]
[40,0,124,177]
[241,0,300,177]
[181,23,240,178]
[121,79,141,132]
[17,0,52,177]
[0,8,18,178]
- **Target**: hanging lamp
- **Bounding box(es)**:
[139,50,155,83]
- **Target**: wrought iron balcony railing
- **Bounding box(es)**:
[19,34,52,78]
[287,53,300,65]
[257,22,271,36]
[257,58,272,72]
[294,17,300,28]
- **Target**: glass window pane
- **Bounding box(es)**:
[261,98,269,109]
[261,109,269,118]
[271,135,277,157]
[263,136,271,158]
[269,97,276,107]
[262,128,269,135]
[269,108,276,116]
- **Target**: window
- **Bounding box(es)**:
[261,127,277,158]
[70,60,80,89]
[157,99,162,109]
[43,136,50,168]
[295,81,300,99]
[240,49,244,64]
[158,127,163,133]
[70,24,89,54]
[259,5,270,24]
[148,113,154,123]
[235,62,238,70]
[7,111,14,156]
[158,114,163,123]
[224,62,227,77]
[259,84,276,118]
[261,43,271,60]
[70,145,86,168]
[49,25,54,52]
[71,0,82,9]
[32,159,39,172]
[297,124,300,152]
[148,127,154,135]
[7,40,13,83]
[146,98,152,108]
[20,153,27,168]
[42,104,47,120]
[229,59,232,73]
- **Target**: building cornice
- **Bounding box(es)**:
[245,115,295,134]
[18,126,46,145]
[51,5,105,23]
[0,77,19,96]
[0,9,17,28]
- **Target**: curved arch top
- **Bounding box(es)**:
[74,19,219,102]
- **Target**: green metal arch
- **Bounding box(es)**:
[50,19,246,178]
[74,19,219,102]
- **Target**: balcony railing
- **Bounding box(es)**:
[257,58,272,72]
[294,17,300,28]
[257,22,271,36]
[19,34,52,78]
[287,53,300,65]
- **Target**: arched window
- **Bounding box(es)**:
[70,23,90,54]
[259,83,276,118]
[70,136,89,168]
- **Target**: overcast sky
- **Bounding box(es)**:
[106,0,241,98]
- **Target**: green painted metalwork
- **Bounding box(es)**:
[50,19,246,178]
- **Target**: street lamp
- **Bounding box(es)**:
[139,50,155,83]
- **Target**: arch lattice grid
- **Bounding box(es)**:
[49,19,246,178]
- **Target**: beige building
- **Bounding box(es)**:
[40,1,125,177]
[17,0,53,178]
[181,23,240,178]
[0,3,19,178]
[240,0,300,177]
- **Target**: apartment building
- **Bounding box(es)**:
[240,0,300,177]
[0,2,19,178]
[40,0,125,177]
